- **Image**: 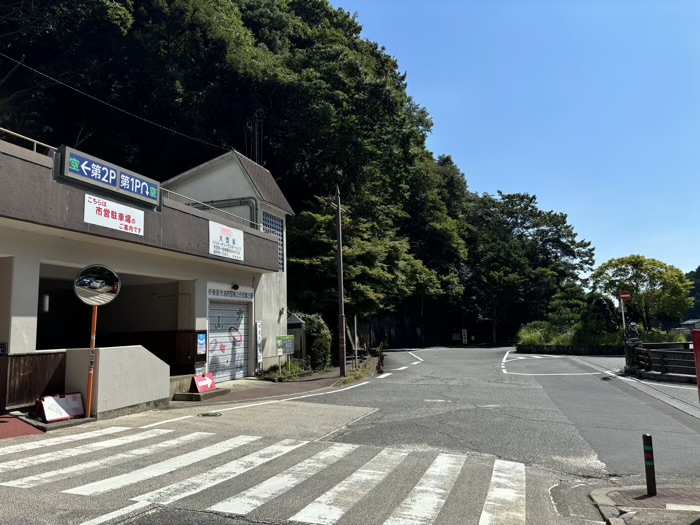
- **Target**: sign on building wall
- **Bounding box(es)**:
[59,146,160,205]
[84,194,145,236]
[207,282,254,301]
[276,335,294,356]
[209,221,244,261]
[197,333,207,355]
[256,322,263,369]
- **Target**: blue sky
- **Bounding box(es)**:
[329,0,700,273]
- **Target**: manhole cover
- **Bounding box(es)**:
[197,412,222,417]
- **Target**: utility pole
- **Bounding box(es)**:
[336,186,346,377]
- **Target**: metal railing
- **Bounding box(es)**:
[0,127,56,155]
[161,188,265,231]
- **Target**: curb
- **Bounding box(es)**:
[590,487,622,523]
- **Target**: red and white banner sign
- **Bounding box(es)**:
[192,373,217,393]
[84,194,145,236]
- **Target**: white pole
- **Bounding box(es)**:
[621,298,626,334]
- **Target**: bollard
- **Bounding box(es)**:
[643,434,656,496]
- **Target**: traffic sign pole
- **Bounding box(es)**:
[619,291,631,335]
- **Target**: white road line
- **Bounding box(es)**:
[411,361,422,365]
[0,427,130,457]
[218,399,282,412]
[383,453,465,525]
[478,460,526,525]
[135,439,307,505]
[65,434,261,496]
[392,366,408,371]
[504,372,602,376]
[408,351,423,362]
[209,443,358,515]
[0,429,172,473]
[291,448,409,525]
[376,373,392,379]
[140,415,194,428]
[79,501,151,525]
[2,432,213,488]
[501,351,510,374]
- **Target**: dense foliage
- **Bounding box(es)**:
[2,0,597,343]
[298,312,331,370]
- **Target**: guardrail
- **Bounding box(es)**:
[628,345,696,376]
[0,127,56,154]
[161,188,264,231]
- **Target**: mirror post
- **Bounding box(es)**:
[86,305,98,418]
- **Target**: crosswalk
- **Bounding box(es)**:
[0,426,528,525]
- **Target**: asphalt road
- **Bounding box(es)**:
[1,346,699,525]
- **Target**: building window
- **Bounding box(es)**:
[263,211,284,271]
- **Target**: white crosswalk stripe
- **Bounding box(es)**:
[290,448,409,525]
[208,443,358,515]
[1,432,213,488]
[0,429,533,525]
[478,459,526,525]
[0,427,130,457]
[383,453,466,525]
[0,429,172,473]
[64,434,261,496]
[132,438,307,505]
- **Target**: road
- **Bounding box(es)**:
[1,347,699,524]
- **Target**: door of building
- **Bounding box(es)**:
[208,302,249,382]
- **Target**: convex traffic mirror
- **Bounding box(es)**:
[74,264,121,306]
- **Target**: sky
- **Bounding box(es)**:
[329,0,700,273]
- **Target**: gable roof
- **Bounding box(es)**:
[234,151,293,215]
[162,150,294,215]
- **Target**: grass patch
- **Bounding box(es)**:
[340,357,375,385]
[260,358,310,382]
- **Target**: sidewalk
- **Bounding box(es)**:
[171,367,347,408]
[591,485,700,524]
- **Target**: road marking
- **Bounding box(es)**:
[0,429,172,473]
[65,435,261,496]
[135,439,307,505]
[377,373,392,379]
[79,501,151,525]
[408,351,423,362]
[383,453,465,525]
[504,371,603,376]
[209,443,358,515]
[411,361,422,365]
[392,366,408,371]
[424,399,451,403]
[501,351,510,373]
[478,459,526,525]
[0,427,130,457]
[218,399,282,412]
[2,432,213,488]
[140,415,193,428]
[667,503,700,511]
[290,448,409,525]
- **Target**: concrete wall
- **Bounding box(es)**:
[256,270,288,369]
[164,154,258,210]
[65,345,170,418]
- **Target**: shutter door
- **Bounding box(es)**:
[208,302,249,382]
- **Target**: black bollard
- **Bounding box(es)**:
[643,434,656,496]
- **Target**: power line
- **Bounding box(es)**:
[0,52,231,152]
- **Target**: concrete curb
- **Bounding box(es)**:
[590,487,622,523]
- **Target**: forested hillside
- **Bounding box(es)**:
[0,0,594,344]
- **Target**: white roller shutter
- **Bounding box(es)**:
[208,302,249,382]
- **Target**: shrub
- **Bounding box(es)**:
[641,330,686,343]
[297,312,332,370]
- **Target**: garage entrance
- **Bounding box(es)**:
[208,302,249,382]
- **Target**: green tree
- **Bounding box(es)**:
[685,266,700,320]
[591,255,693,331]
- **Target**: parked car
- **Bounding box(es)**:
[89,279,106,289]
[77,277,94,287]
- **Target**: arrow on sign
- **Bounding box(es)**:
[80,160,90,177]
[197,376,213,388]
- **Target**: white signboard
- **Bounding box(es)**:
[209,221,244,261]
[84,194,144,236]
[461,329,468,345]
[207,282,254,302]
[256,321,263,370]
